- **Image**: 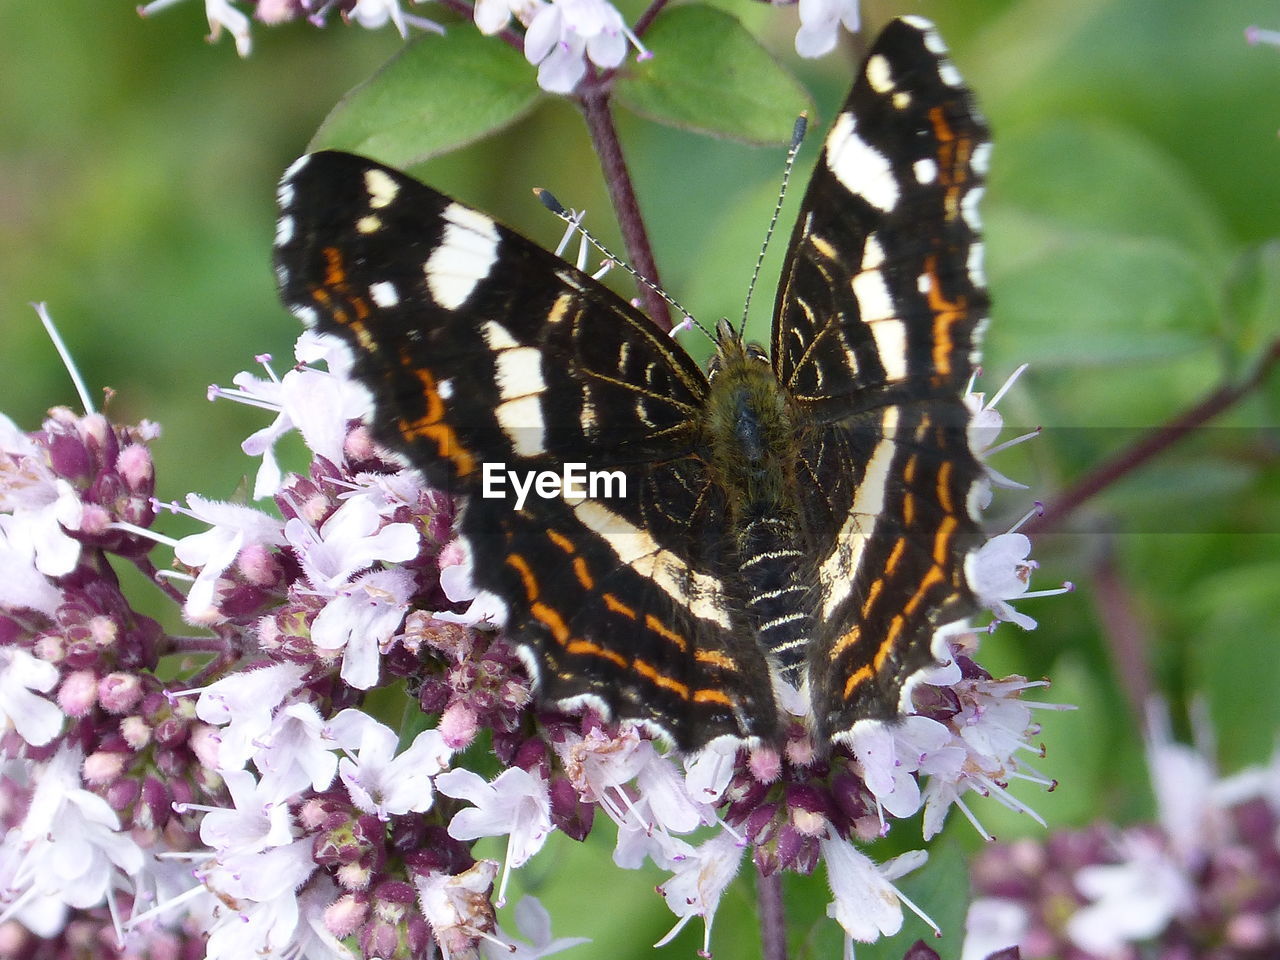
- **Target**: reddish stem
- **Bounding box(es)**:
[1024,336,1280,535]
[757,864,788,960]
[575,76,673,330]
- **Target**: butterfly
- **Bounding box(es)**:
[274,15,991,752]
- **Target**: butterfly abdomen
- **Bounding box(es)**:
[704,338,812,678]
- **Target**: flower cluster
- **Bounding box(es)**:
[0,312,1057,958]
[138,0,863,92]
[965,704,1280,960]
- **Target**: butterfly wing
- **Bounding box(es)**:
[770,18,993,741]
[276,152,779,748]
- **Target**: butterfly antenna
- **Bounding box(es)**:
[738,113,808,340]
[533,188,715,342]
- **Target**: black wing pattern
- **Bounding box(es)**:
[273,15,994,752]
[275,152,781,749]
[771,16,992,742]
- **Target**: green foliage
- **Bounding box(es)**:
[311,29,542,166]
[5,1,1280,958]
[615,4,811,144]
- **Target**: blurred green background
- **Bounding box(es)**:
[3,0,1279,957]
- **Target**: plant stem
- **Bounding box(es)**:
[756,864,788,960]
[1024,336,1280,535]
[1089,541,1152,725]
[632,0,671,38]
[576,77,673,331]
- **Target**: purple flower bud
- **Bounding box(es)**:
[97,671,143,713]
[56,669,98,716]
[105,775,141,812]
[325,892,369,939]
[549,774,595,841]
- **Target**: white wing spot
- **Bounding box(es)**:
[865,54,893,93]
[425,203,500,310]
[494,346,545,402]
[495,394,545,456]
[480,319,519,350]
[819,407,901,619]
[438,378,454,399]
[939,60,963,88]
[363,168,399,209]
[572,501,731,628]
[967,241,986,286]
[275,215,294,246]
[290,304,319,327]
[961,186,985,231]
[481,320,546,402]
[971,141,993,176]
[869,319,908,381]
[826,113,899,213]
[370,281,399,308]
[892,91,912,110]
[356,214,381,234]
[851,268,895,324]
[913,157,938,184]
[861,234,886,270]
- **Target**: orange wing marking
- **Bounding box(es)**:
[644,614,688,653]
[395,365,475,476]
[633,659,690,699]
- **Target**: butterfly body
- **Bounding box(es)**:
[275,16,991,751]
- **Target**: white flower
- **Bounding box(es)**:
[653,830,744,955]
[15,745,144,916]
[843,716,951,820]
[683,737,740,805]
[436,766,553,905]
[329,708,452,819]
[919,673,1051,840]
[961,898,1029,960]
[794,0,860,59]
[821,830,926,943]
[348,0,445,37]
[198,769,296,855]
[0,413,82,578]
[204,836,316,904]
[416,860,500,953]
[1066,833,1192,956]
[253,701,340,796]
[435,538,508,628]
[223,333,373,499]
[202,842,318,958]
[193,660,307,771]
[310,566,416,689]
[482,896,590,959]
[968,532,1039,629]
[285,494,418,592]
[174,494,286,624]
[523,0,635,94]
[1145,702,1222,865]
[0,647,63,746]
[139,0,253,56]
[0,519,63,617]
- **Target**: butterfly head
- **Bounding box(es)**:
[707,316,770,383]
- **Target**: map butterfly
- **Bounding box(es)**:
[274,16,992,751]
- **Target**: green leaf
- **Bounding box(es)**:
[1190,561,1280,772]
[614,4,809,145]
[1223,241,1280,374]
[309,30,541,167]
